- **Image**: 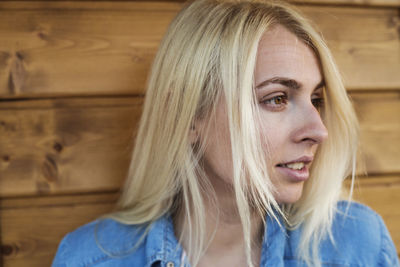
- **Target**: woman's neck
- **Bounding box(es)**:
[173,180,264,267]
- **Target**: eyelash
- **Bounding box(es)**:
[260,93,324,111]
[261,94,288,111]
[311,97,324,110]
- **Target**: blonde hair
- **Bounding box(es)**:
[111,0,359,266]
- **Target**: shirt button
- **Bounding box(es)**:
[166,262,174,267]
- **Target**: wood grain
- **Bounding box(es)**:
[0,1,181,98]
[0,91,399,197]
[300,6,400,90]
[0,176,398,267]
[352,91,400,175]
[0,97,143,197]
[0,2,399,98]
[0,192,119,267]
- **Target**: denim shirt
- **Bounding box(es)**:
[52,201,399,267]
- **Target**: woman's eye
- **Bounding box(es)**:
[260,94,288,110]
[311,97,324,110]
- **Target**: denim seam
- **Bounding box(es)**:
[82,254,110,267]
[377,212,386,267]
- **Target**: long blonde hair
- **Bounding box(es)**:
[112,1,359,266]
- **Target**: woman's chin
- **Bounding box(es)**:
[274,182,304,204]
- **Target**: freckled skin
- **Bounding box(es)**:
[198,25,328,204]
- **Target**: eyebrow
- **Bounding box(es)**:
[255,76,325,91]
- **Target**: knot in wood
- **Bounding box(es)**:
[53,142,63,153]
[1,244,14,257]
[8,51,27,95]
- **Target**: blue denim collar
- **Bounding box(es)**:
[146,215,184,267]
[143,213,287,267]
[261,214,287,266]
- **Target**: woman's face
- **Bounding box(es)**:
[198,25,328,204]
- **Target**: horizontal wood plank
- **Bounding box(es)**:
[301,6,400,90]
[0,175,399,266]
[0,1,181,98]
[0,2,399,99]
[0,192,119,267]
[0,97,143,197]
[351,91,400,174]
[1,91,399,197]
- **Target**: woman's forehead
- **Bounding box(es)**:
[255,25,322,88]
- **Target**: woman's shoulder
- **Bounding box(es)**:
[51,217,149,267]
[335,200,381,226]
[333,200,387,238]
[326,200,399,266]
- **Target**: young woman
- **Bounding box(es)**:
[52,0,399,266]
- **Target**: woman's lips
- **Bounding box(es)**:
[275,156,313,182]
[276,164,309,182]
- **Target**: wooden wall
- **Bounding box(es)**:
[0,0,399,266]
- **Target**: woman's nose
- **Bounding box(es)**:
[292,106,328,145]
